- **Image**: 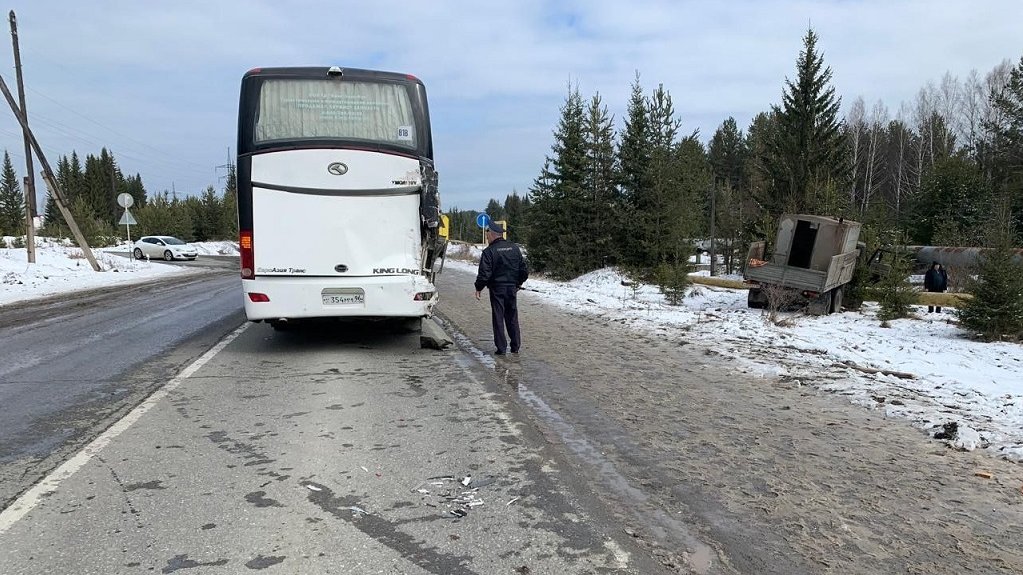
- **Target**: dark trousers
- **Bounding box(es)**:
[488,284,521,353]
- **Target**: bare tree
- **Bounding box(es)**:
[861,100,889,215]
[936,71,962,153]
[960,69,985,153]
[846,97,867,209]
[887,108,918,224]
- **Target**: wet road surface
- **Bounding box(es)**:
[0,266,244,509]
[436,265,1023,574]
[0,319,661,574]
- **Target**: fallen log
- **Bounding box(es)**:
[834,361,915,380]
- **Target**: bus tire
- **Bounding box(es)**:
[270,320,292,332]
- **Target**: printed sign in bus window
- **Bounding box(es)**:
[256,80,417,148]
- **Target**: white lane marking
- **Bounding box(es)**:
[0,322,251,535]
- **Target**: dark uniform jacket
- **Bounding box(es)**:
[924,266,948,292]
[475,238,528,291]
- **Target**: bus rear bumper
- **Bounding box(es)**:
[242,275,438,321]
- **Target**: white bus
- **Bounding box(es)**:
[236,66,444,330]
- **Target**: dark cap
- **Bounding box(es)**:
[487,221,505,234]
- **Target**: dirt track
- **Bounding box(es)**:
[437,266,1023,574]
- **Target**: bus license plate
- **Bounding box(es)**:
[322,293,365,305]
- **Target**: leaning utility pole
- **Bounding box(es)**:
[9,11,35,263]
[0,73,100,271]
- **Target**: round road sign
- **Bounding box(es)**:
[117,193,134,208]
[476,213,490,229]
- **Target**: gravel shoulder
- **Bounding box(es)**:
[437,266,1023,574]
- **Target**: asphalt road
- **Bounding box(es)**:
[0,262,245,509]
[8,262,1016,573]
[0,314,660,574]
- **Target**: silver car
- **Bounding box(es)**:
[133,236,198,261]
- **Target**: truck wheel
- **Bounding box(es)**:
[830,288,844,313]
[808,291,832,316]
[747,288,767,309]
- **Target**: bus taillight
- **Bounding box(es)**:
[240,230,254,279]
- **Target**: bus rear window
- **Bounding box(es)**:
[255,79,417,148]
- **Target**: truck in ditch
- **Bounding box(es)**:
[744,214,862,315]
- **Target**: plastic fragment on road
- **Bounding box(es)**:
[469,476,496,489]
[348,506,369,516]
[305,484,322,492]
[506,497,520,506]
[461,476,472,486]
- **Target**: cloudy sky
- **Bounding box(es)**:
[0,1,1020,212]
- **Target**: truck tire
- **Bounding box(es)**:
[747,288,767,309]
[807,291,832,316]
[830,287,844,313]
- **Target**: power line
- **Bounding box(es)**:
[23,83,214,171]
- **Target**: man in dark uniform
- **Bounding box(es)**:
[475,221,529,355]
[923,261,948,313]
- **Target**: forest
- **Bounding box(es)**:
[449,29,1022,282]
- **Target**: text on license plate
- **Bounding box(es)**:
[322,293,365,305]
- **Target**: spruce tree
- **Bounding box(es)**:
[617,72,652,267]
[583,92,617,268]
[526,85,589,279]
[221,166,238,239]
[0,152,26,236]
[986,55,1023,241]
[907,155,990,245]
[768,28,847,215]
[708,118,748,271]
[708,117,745,191]
[192,186,223,241]
[957,207,1023,340]
[638,84,682,266]
[503,191,527,243]
[875,245,916,324]
[46,155,72,227]
[485,198,505,221]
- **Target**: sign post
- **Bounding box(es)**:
[117,193,136,261]
[475,212,491,245]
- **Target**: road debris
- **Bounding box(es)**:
[506,497,520,506]
[420,319,453,349]
[305,484,322,492]
[411,473,501,519]
[934,421,958,440]
[974,471,993,479]
[469,476,496,489]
